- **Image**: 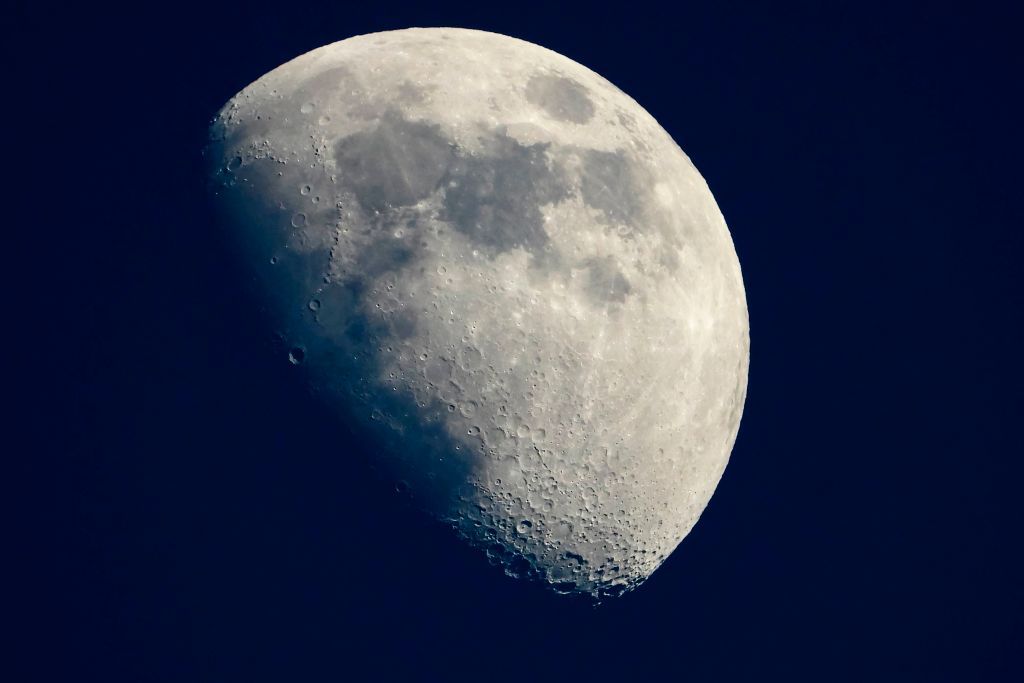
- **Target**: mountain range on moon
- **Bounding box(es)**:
[206,27,749,599]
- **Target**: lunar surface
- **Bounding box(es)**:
[206,27,749,599]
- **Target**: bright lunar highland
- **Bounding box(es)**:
[206,27,749,599]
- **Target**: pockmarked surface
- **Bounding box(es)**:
[206,27,749,599]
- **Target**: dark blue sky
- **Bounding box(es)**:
[15,1,1022,680]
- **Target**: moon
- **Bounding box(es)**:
[206,27,749,599]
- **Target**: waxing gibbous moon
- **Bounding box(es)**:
[206,27,749,599]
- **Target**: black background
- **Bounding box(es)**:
[14,1,1022,680]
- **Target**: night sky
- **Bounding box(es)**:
[15,1,1022,680]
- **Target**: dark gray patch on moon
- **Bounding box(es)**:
[333,109,573,267]
[525,73,596,124]
[394,80,432,105]
[441,132,570,258]
[335,110,455,214]
[295,65,359,105]
[353,235,417,280]
[582,256,632,303]
[615,110,638,132]
[578,148,647,228]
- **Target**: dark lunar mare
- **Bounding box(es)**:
[581,256,632,304]
[577,147,648,228]
[334,110,573,264]
[334,110,457,214]
[524,72,597,124]
[440,129,571,260]
[330,109,648,310]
